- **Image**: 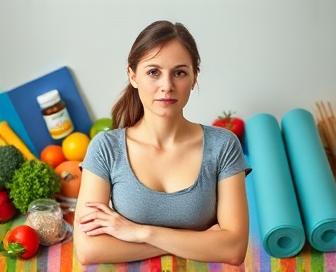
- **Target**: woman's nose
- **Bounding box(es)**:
[160,74,174,93]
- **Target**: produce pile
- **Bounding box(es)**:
[0,117,113,259]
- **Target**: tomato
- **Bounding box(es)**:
[40,145,66,168]
[62,132,90,161]
[212,111,245,141]
[3,225,39,259]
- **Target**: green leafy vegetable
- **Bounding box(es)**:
[7,160,60,213]
[0,145,25,188]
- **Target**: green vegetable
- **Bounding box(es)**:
[0,145,25,188]
[7,160,60,213]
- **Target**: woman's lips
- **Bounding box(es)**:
[155,99,178,104]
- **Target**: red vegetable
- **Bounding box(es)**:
[212,111,245,141]
[2,225,39,259]
[0,190,16,223]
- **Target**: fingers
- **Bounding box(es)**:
[85,227,109,236]
[86,202,114,214]
[79,210,110,224]
[77,202,114,224]
[79,219,107,232]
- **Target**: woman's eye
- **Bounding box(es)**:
[147,69,160,77]
[174,70,187,77]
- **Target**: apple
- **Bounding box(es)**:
[90,118,113,139]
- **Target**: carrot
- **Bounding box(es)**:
[0,121,36,160]
[0,135,6,146]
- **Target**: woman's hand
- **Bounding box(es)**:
[78,202,147,243]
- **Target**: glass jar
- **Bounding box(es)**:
[26,199,68,246]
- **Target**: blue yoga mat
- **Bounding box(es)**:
[245,113,305,258]
[281,108,336,252]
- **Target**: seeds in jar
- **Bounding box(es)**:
[27,211,65,246]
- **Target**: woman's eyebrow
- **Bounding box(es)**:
[144,64,190,69]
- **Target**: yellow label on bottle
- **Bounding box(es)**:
[43,108,74,139]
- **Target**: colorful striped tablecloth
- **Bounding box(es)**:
[1,217,334,272]
[1,177,335,272]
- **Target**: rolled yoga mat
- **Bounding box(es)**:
[281,108,336,252]
[245,113,305,258]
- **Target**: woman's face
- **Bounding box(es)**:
[128,39,196,119]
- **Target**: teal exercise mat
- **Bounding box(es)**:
[245,113,305,258]
[281,108,336,252]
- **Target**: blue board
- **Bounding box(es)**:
[0,67,93,156]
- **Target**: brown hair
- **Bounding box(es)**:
[112,20,201,128]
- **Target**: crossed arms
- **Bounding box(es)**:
[74,170,249,265]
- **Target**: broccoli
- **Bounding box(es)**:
[7,160,60,213]
[0,145,25,188]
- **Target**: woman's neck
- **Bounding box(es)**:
[133,115,194,150]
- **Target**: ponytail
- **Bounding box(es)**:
[111,84,144,128]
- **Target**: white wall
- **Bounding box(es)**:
[1,0,335,124]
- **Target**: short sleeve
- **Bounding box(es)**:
[81,132,112,181]
[217,133,251,182]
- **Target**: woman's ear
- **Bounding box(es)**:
[128,67,138,89]
[192,76,198,90]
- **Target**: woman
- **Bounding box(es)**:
[74,20,251,265]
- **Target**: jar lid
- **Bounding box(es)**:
[28,198,61,213]
[37,90,61,109]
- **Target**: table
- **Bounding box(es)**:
[1,177,335,272]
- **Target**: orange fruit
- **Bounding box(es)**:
[62,132,90,161]
[55,160,82,198]
[40,145,66,168]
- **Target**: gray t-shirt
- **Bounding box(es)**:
[81,124,250,230]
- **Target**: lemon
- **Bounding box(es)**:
[62,132,90,161]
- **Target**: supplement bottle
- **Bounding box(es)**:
[37,90,74,139]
